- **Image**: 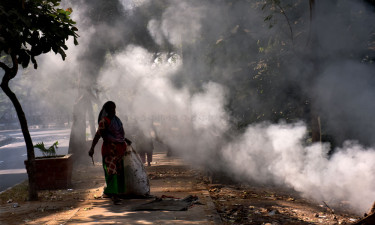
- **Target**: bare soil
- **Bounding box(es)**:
[206,182,361,225]
[146,164,363,224]
[0,159,364,225]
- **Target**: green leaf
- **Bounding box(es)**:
[21,54,30,68]
[73,37,78,45]
[264,15,273,21]
[0,0,78,70]
[34,141,59,157]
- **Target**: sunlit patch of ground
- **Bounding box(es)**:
[0,164,105,225]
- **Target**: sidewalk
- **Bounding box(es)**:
[1,148,222,225]
[1,147,364,225]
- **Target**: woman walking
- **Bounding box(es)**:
[89,101,127,205]
[134,125,154,166]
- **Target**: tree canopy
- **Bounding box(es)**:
[0,0,78,70]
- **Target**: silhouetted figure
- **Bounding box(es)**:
[89,101,127,205]
[134,127,154,166]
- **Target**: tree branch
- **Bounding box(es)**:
[275,3,293,43]
[9,53,18,79]
[0,61,10,72]
[306,0,316,47]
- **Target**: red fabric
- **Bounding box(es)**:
[102,142,126,175]
[99,116,127,174]
[99,117,127,157]
[101,142,126,158]
[104,155,122,175]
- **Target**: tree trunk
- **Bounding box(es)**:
[308,0,321,143]
[87,101,96,139]
[68,89,97,163]
[68,95,87,157]
[311,112,321,142]
[0,61,38,200]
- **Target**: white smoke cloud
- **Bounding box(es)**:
[119,0,150,12]
[191,82,229,131]
[222,122,375,213]
[98,45,186,115]
[160,1,205,46]
[147,19,164,46]
[97,44,228,158]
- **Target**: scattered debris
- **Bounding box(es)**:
[132,195,199,211]
[268,209,279,216]
[93,194,101,199]
[207,183,360,224]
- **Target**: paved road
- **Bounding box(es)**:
[0,128,71,192]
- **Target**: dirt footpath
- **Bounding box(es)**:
[0,149,363,225]
[0,151,220,225]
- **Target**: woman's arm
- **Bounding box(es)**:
[89,130,101,157]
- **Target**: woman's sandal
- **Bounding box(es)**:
[112,196,122,205]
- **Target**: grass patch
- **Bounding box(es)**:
[0,180,29,204]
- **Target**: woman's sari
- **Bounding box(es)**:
[99,116,127,195]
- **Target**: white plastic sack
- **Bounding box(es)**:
[123,145,150,196]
